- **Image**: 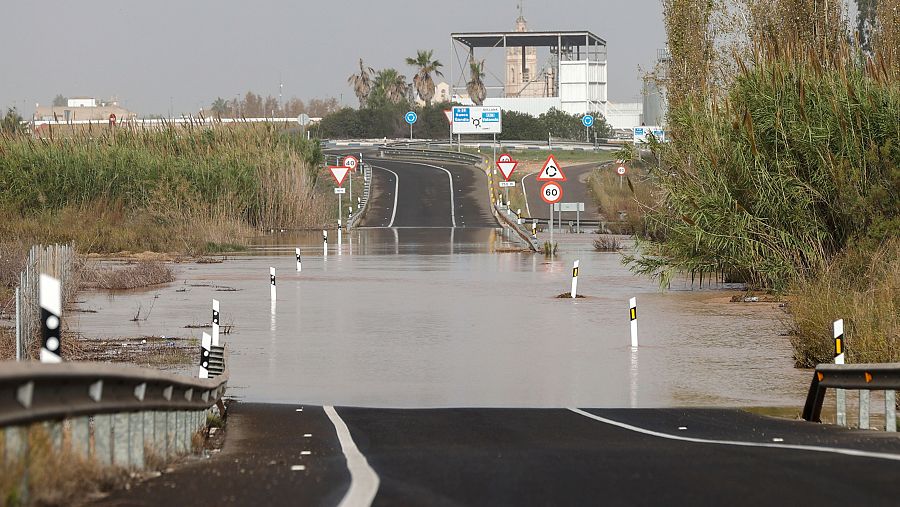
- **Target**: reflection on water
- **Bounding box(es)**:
[73,228,811,409]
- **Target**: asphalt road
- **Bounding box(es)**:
[97,404,900,506]
[361,158,496,228]
[521,162,606,220]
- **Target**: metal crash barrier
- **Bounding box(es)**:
[802,362,898,431]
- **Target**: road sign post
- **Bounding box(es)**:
[343,156,358,215]
[329,166,350,231]
[405,111,417,140]
[582,115,594,143]
[540,180,564,254]
[496,154,519,208]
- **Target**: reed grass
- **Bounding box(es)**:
[0,124,328,253]
[587,166,655,236]
[790,239,900,367]
[628,40,900,291]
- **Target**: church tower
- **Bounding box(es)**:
[505,6,541,97]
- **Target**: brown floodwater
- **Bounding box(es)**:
[73,228,812,409]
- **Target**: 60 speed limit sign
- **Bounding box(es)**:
[540,181,564,204]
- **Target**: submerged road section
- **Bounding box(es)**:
[521,162,604,220]
[97,403,900,506]
[361,158,496,228]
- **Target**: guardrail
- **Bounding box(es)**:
[492,204,540,252]
[802,362,898,432]
[349,162,372,228]
[380,146,485,166]
[1,359,228,480]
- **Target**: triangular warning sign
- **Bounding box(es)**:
[329,166,350,186]
[496,159,518,181]
[443,110,453,123]
[536,155,567,181]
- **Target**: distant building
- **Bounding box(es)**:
[505,15,553,98]
[35,96,136,123]
[642,48,670,127]
[451,12,650,130]
[415,82,452,107]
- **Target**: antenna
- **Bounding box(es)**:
[518,0,524,17]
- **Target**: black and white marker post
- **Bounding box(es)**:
[39,274,63,363]
[570,260,579,298]
[212,299,220,347]
[629,297,638,348]
[323,230,328,257]
[834,318,846,426]
[199,331,212,379]
[296,248,302,272]
[270,267,277,302]
[338,220,342,254]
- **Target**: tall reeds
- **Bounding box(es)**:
[628,38,899,291]
[0,124,327,252]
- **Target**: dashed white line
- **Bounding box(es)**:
[325,406,380,506]
[569,408,900,462]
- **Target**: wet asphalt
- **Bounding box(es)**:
[95,403,900,507]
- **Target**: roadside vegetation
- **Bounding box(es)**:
[0,123,328,254]
[637,0,898,364]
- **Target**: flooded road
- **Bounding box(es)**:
[73,228,811,409]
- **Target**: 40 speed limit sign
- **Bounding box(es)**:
[540,181,564,204]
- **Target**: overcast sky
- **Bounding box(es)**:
[3,0,666,115]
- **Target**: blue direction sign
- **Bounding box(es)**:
[582,115,595,128]
[405,111,418,125]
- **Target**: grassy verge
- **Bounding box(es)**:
[587,165,656,235]
[789,240,899,367]
[0,124,330,255]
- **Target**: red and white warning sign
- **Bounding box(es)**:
[540,181,564,204]
[443,109,453,123]
[342,155,359,171]
[536,155,567,181]
[496,153,518,181]
[329,166,350,186]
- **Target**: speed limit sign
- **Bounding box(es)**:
[617,165,626,175]
[342,155,359,171]
[540,181,563,204]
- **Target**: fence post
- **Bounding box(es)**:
[886,391,897,432]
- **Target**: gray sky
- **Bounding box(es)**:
[3,0,665,115]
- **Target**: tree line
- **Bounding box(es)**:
[206,93,341,119]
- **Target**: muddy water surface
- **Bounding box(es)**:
[74,228,811,409]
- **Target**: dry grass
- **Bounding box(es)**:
[593,235,622,252]
[587,166,655,236]
[790,240,900,367]
[0,425,130,506]
[81,261,175,290]
[65,334,196,368]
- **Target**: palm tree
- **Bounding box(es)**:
[373,69,409,104]
[405,50,444,107]
[347,58,375,108]
[466,58,486,106]
[210,97,228,116]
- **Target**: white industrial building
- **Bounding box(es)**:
[450,15,640,131]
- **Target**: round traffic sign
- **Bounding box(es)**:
[540,181,563,204]
[342,155,359,171]
[582,115,594,128]
[297,113,311,126]
[405,111,418,124]
[498,153,512,163]
[617,166,626,175]
[108,113,116,126]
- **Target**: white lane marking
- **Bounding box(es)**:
[304,433,313,438]
[569,408,900,462]
[291,465,306,471]
[370,165,400,227]
[521,172,536,218]
[301,450,312,455]
[325,406,380,507]
[397,161,457,227]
